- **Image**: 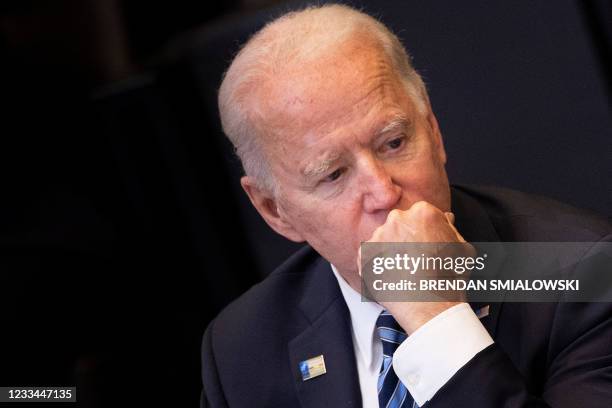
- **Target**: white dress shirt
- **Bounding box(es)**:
[330,264,494,407]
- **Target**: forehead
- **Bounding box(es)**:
[257,38,412,149]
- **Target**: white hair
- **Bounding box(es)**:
[218,4,428,195]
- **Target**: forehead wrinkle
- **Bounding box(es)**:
[262,39,413,180]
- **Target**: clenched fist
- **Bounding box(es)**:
[361,201,474,334]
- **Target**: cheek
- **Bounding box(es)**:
[282,196,340,235]
[289,198,363,247]
[390,151,449,209]
[412,161,450,209]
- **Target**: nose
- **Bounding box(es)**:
[359,156,402,213]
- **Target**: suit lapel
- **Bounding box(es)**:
[452,186,506,339]
[287,186,507,407]
[289,257,362,408]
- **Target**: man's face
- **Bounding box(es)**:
[250,40,450,282]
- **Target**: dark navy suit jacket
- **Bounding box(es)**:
[201,185,612,407]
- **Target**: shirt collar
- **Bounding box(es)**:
[330,263,383,369]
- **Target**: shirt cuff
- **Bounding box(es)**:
[392,303,494,406]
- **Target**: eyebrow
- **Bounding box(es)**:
[302,151,341,179]
[301,114,411,180]
[376,114,410,137]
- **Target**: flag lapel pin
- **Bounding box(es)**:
[475,305,490,319]
[299,355,326,381]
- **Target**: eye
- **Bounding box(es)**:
[386,136,405,150]
[324,168,344,182]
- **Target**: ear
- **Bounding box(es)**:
[240,176,305,242]
[425,105,447,165]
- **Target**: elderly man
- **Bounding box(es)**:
[201,5,612,408]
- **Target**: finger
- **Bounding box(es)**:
[448,222,466,242]
[444,211,455,225]
[443,212,464,240]
[443,213,466,242]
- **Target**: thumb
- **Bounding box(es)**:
[444,212,466,242]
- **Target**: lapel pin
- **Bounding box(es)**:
[475,305,490,319]
[299,355,327,381]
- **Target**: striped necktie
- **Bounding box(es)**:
[376,311,417,408]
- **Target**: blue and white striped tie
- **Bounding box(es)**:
[376,311,417,408]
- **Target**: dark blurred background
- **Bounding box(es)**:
[0,0,610,407]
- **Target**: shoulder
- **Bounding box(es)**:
[453,184,612,241]
[214,245,318,325]
[201,246,325,404]
[204,245,323,351]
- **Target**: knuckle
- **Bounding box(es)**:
[370,228,380,240]
[412,200,431,212]
[411,201,438,217]
[386,209,402,222]
[370,225,384,241]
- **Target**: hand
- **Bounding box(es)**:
[363,201,473,334]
